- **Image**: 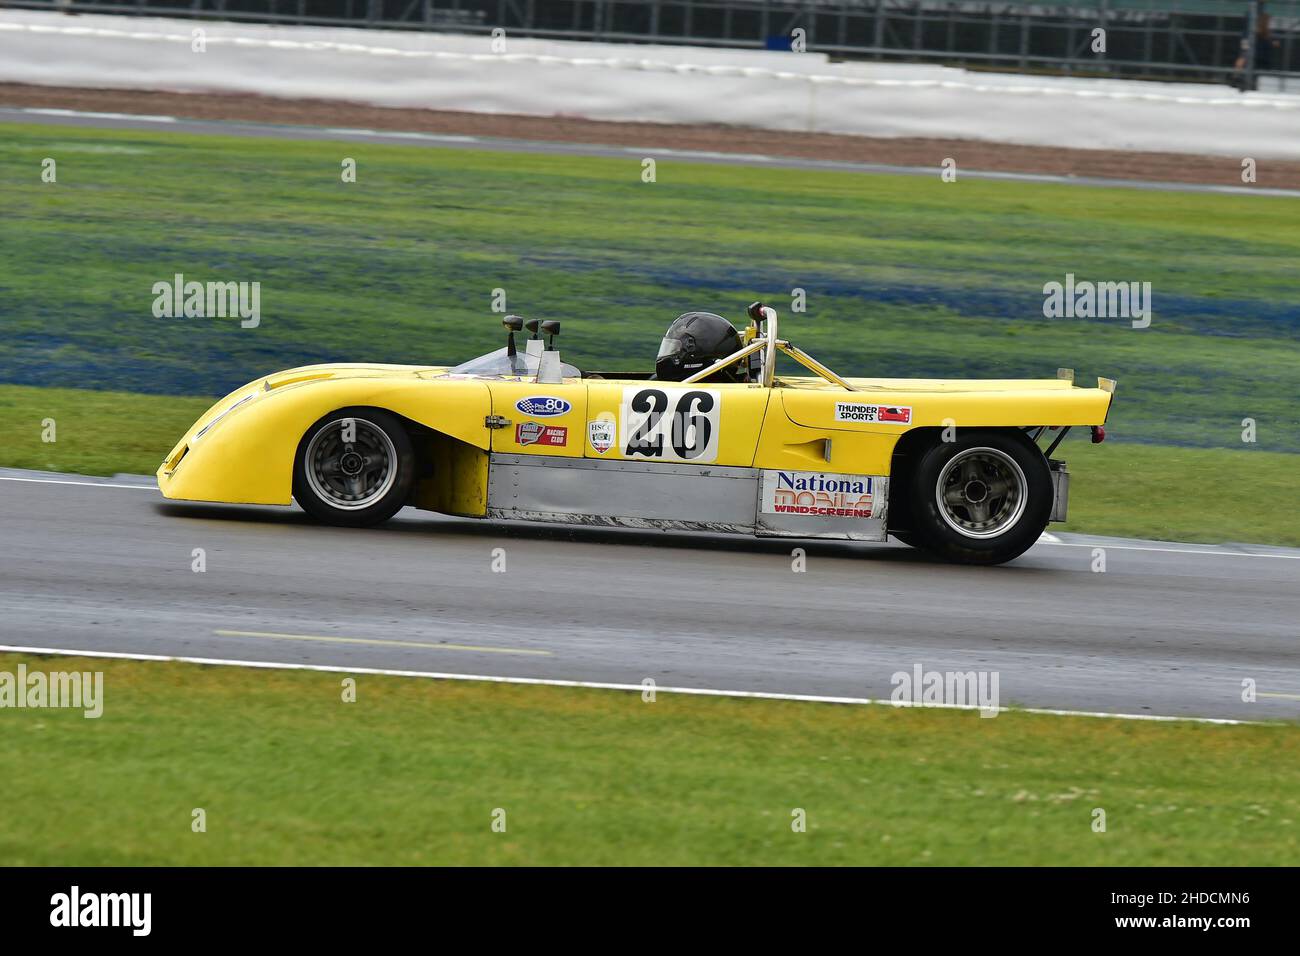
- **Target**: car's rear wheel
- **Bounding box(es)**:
[905,429,1052,565]
[293,408,414,527]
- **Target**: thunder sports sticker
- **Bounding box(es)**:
[516,422,568,447]
[833,402,911,425]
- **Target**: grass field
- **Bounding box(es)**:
[1,122,1297,543]
[1,653,1295,866]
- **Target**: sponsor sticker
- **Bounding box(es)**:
[761,470,878,519]
[516,422,568,447]
[515,396,571,417]
[588,419,615,454]
[833,402,911,425]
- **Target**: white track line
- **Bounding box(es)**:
[0,643,1254,725]
[1038,540,1300,560]
[20,107,178,124]
[0,475,153,490]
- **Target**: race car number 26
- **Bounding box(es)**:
[620,387,721,464]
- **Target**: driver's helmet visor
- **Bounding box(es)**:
[657,333,690,362]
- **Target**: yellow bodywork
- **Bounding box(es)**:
[157,361,1114,513]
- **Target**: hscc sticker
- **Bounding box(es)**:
[516,422,568,447]
[588,419,615,454]
[834,402,911,425]
[761,470,879,519]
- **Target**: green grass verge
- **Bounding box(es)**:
[1057,441,1300,546]
[2,382,1296,546]
[0,654,1295,866]
[0,384,211,477]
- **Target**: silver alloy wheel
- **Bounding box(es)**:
[303,417,398,511]
[935,446,1028,539]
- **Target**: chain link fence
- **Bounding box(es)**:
[6,0,1298,84]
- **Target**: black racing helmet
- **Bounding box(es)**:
[655,312,744,382]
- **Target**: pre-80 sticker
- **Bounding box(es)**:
[620,387,721,463]
[515,396,571,418]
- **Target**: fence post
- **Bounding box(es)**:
[1244,0,1260,91]
[1021,8,1031,71]
[1098,0,1109,74]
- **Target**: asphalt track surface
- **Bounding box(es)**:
[5,106,1300,199]
[2,468,1298,722]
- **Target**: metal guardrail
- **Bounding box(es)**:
[5,0,1298,84]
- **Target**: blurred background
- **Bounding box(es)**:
[8,0,1298,87]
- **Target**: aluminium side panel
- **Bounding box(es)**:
[485,453,759,533]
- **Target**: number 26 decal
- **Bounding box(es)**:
[621,387,721,463]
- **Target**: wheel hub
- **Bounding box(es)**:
[339,451,364,476]
[303,418,397,511]
[935,447,1029,539]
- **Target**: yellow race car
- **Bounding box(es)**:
[158,303,1115,565]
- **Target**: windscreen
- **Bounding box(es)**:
[446,346,580,379]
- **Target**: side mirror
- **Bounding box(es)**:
[503,314,524,361]
[540,320,560,350]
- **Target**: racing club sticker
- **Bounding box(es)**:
[833,402,911,425]
[761,470,879,519]
[516,422,568,447]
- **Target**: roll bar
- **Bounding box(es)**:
[680,303,859,391]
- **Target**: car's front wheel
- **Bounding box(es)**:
[905,429,1052,565]
[293,408,414,527]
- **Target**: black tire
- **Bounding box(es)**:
[292,408,415,527]
[905,429,1052,566]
